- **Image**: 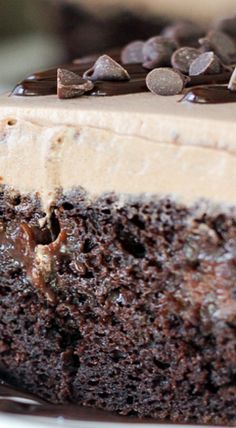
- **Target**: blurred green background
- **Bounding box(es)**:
[0,0,47,38]
[0,0,62,93]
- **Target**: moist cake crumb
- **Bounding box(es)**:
[1,186,236,425]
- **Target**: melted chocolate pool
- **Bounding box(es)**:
[11,55,234,104]
[12,62,148,98]
[181,85,236,104]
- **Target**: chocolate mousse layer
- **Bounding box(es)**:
[1,185,236,425]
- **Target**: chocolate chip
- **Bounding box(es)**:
[57,68,94,99]
[171,47,200,74]
[199,31,236,65]
[189,52,222,76]
[83,55,130,81]
[121,40,145,64]
[142,36,178,70]
[146,68,187,96]
[228,68,236,91]
[162,21,204,47]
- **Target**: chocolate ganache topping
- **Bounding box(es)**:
[12,53,235,104]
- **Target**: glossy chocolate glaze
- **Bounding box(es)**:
[11,55,233,104]
[188,71,232,87]
[181,85,236,104]
[12,62,148,97]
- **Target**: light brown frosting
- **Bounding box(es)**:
[1,92,236,210]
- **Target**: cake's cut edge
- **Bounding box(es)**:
[1,185,236,425]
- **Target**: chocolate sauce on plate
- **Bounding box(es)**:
[0,380,158,424]
[1,380,224,425]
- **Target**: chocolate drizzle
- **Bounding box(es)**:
[12,62,148,98]
[188,71,232,87]
[11,55,234,104]
[181,85,236,104]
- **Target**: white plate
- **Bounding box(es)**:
[0,413,226,428]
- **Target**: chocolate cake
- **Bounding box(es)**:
[2,14,236,426]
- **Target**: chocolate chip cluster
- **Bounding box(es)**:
[57,55,130,99]
[122,28,236,96]
[57,17,236,99]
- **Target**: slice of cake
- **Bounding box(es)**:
[1,20,236,425]
[0,88,236,425]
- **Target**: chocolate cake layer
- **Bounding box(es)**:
[1,185,236,425]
